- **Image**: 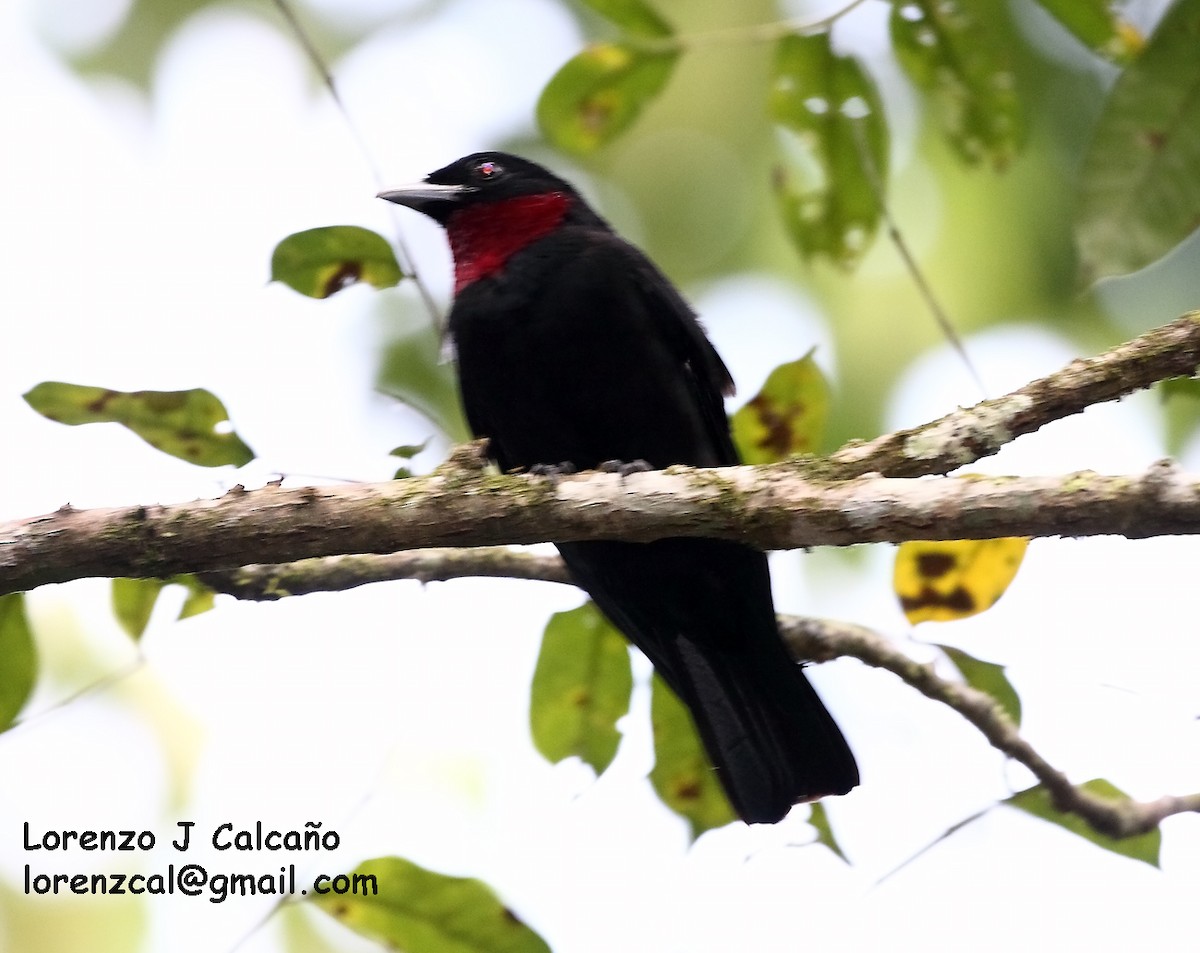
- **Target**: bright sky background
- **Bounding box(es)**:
[1,1,1198,951]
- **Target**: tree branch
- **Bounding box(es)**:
[200,547,1200,839]
[199,547,572,599]
[780,617,1200,838]
[5,460,1200,596]
[826,312,1200,478]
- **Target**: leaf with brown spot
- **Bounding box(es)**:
[529,601,632,774]
[537,42,679,155]
[271,225,403,299]
[731,350,830,463]
[649,673,736,838]
[309,856,551,953]
[24,382,254,468]
[894,538,1029,624]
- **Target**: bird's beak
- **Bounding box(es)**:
[376,182,473,216]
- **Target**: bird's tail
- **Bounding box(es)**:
[557,538,858,824]
[662,631,858,824]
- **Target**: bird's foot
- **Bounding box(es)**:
[528,461,579,484]
[598,459,653,478]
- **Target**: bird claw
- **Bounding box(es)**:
[528,461,578,483]
[598,459,653,478]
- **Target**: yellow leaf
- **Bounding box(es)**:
[894,538,1029,624]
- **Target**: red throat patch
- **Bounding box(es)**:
[446,192,570,293]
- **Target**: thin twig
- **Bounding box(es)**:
[849,115,987,396]
[269,0,442,328]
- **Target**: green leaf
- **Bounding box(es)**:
[271,226,403,299]
[890,0,1023,168]
[1030,0,1143,64]
[112,578,167,640]
[112,576,215,639]
[174,575,216,620]
[1075,0,1200,282]
[0,594,38,732]
[770,32,888,269]
[936,644,1022,725]
[24,382,255,467]
[391,439,432,479]
[309,856,551,953]
[538,43,679,155]
[731,350,830,463]
[1005,780,1161,867]
[808,801,849,862]
[649,673,736,838]
[530,602,633,775]
[579,0,673,37]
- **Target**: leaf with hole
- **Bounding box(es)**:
[1031,0,1142,63]
[890,0,1023,168]
[770,32,887,269]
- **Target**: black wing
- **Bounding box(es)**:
[450,227,737,473]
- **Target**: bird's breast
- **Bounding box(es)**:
[445,193,569,293]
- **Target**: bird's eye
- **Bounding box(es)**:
[475,160,503,180]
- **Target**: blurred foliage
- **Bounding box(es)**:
[538,43,680,155]
[1075,0,1200,282]
[1032,0,1144,63]
[0,595,37,732]
[808,800,849,862]
[309,856,551,953]
[889,0,1024,169]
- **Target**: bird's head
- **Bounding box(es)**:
[378,152,604,293]
[377,152,587,225]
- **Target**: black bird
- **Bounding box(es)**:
[379,152,858,823]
